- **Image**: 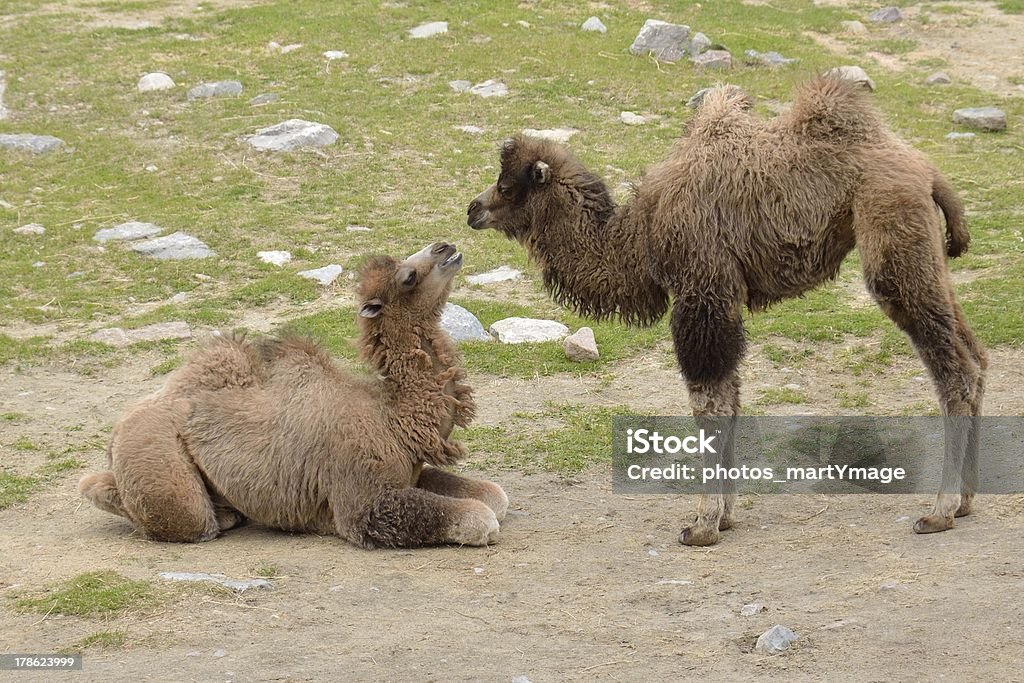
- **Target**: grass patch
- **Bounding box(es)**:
[13,571,157,617]
[70,629,128,651]
[0,472,40,510]
[757,387,809,406]
[251,562,280,579]
[835,390,872,409]
[1,412,31,423]
[866,38,918,55]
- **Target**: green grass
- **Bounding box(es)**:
[996,1,1024,13]
[70,629,129,651]
[757,387,809,406]
[865,38,918,55]
[251,562,280,579]
[0,456,86,510]
[13,571,157,617]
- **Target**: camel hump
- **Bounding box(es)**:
[784,75,884,140]
[687,86,756,135]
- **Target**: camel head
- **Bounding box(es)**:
[357,242,463,325]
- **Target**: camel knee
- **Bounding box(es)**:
[671,297,746,388]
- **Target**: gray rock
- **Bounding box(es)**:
[247,119,339,151]
[0,133,64,154]
[186,80,243,100]
[952,107,1006,132]
[564,327,599,361]
[686,85,747,109]
[692,49,732,69]
[441,303,492,342]
[512,677,533,683]
[158,571,271,592]
[248,93,279,106]
[408,21,448,39]
[268,41,302,54]
[257,250,292,266]
[137,72,175,92]
[925,72,951,86]
[754,624,799,654]
[346,225,372,232]
[298,264,344,285]
[323,50,349,60]
[90,321,192,346]
[490,317,569,344]
[744,49,798,67]
[89,328,130,345]
[629,19,691,62]
[0,70,8,120]
[132,232,215,260]
[581,16,607,33]
[690,31,711,56]
[13,223,45,235]
[466,265,523,285]
[868,7,902,23]
[740,603,767,616]
[521,128,577,144]
[841,20,868,35]
[449,80,473,93]
[879,580,898,591]
[946,131,976,140]
[456,124,484,134]
[825,65,875,91]
[94,221,162,242]
[212,650,227,658]
[469,80,508,98]
[619,111,646,125]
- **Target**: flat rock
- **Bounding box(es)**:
[441,303,492,342]
[826,65,875,91]
[449,80,473,93]
[690,31,711,56]
[137,72,175,92]
[298,264,344,285]
[323,50,349,60]
[456,124,484,134]
[841,20,868,35]
[925,72,951,85]
[158,571,271,593]
[755,624,799,654]
[521,128,577,144]
[490,317,569,344]
[132,231,215,260]
[247,119,339,151]
[469,80,508,98]
[257,250,292,266]
[740,603,767,616]
[564,327,599,361]
[744,49,798,67]
[952,107,1006,131]
[248,93,279,106]
[466,265,522,285]
[868,7,902,23]
[620,111,646,125]
[0,133,64,154]
[13,223,45,235]
[187,80,243,100]
[0,70,7,120]
[581,16,607,33]
[94,221,162,242]
[692,49,732,69]
[90,321,192,346]
[346,225,372,232]
[408,21,448,39]
[946,131,976,140]
[629,19,691,63]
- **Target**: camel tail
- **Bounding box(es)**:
[79,471,129,518]
[933,172,969,257]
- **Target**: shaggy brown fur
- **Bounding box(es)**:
[79,243,508,548]
[467,75,985,546]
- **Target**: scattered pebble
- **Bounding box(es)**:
[247,119,339,151]
[456,124,484,134]
[249,93,279,106]
[137,72,175,92]
[755,624,799,654]
[13,223,45,235]
[619,111,646,125]
[740,603,767,616]
[257,250,292,266]
[145,164,158,172]
[655,579,693,586]
[132,232,215,260]
[466,265,523,285]
[0,133,64,154]
[521,128,577,144]
[95,221,163,242]
[159,571,271,592]
[323,50,349,60]
[744,49,798,67]
[692,49,732,69]
[441,303,492,342]
[925,72,951,86]
[826,65,876,91]
[581,16,607,33]
[841,20,868,35]
[298,264,344,285]
[629,19,692,63]
[187,80,243,100]
[408,21,448,39]
[472,567,485,574]
[346,225,372,232]
[212,650,227,658]
[564,327,600,361]
[516,20,530,29]
[268,41,302,54]
[952,107,1007,132]
[879,580,898,591]
[946,132,975,140]
[449,80,473,93]
[489,317,569,344]
[647,548,659,557]
[469,80,508,98]
[512,677,533,683]
[90,321,192,346]
[868,7,902,23]
[32,261,45,268]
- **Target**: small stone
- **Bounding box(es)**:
[868,7,902,23]
[456,124,484,134]
[13,223,45,235]
[740,603,767,616]
[466,265,523,285]
[690,31,711,55]
[346,225,372,232]
[0,133,64,154]
[469,80,508,98]
[158,571,271,592]
[449,80,473,93]
[145,164,158,172]
[186,651,201,657]
[744,49,798,67]
[298,264,344,285]
[137,72,175,92]
[186,80,243,100]
[95,221,163,242]
[248,119,339,151]
[826,65,876,91]
[620,111,646,125]
[408,21,448,39]
[248,93,279,106]
[564,327,599,361]
[490,317,569,344]
[755,624,799,654]
[692,49,732,70]
[629,19,691,63]
[32,261,45,268]
[212,650,227,658]
[132,232,214,260]
[441,303,492,342]
[925,72,951,85]
[521,128,577,144]
[783,383,802,391]
[323,50,349,60]
[581,17,607,33]
[170,292,188,303]
[879,580,898,591]
[952,107,1007,132]
[841,20,868,35]
[512,677,533,683]
[268,41,302,54]
[257,250,292,266]
[516,20,530,29]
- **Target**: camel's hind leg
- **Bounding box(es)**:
[416,466,509,521]
[353,487,500,548]
[856,201,986,534]
[108,399,221,542]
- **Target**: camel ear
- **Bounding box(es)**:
[533,160,550,185]
[359,299,383,318]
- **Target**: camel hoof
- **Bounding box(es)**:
[954,501,972,518]
[452,506,500,546]
[718,516,734,532]
[679,523,721,546]
[913,514,955,534]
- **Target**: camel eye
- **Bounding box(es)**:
[498,185,515,199]
[402,270,417,287]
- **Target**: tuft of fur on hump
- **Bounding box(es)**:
[778,75,885,142]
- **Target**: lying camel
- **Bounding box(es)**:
[79,243,508,548]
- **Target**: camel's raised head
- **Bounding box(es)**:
[357,242,463,323]
[467,136,564,239]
